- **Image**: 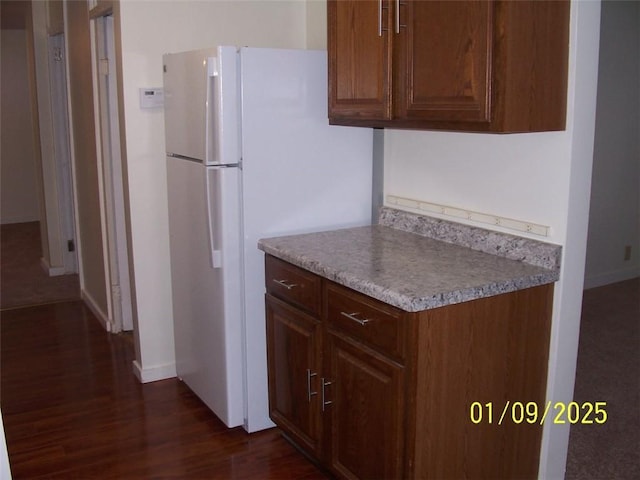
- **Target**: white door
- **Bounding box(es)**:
[93,15,133,332]
[48,34,78,274]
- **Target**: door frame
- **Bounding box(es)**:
[91,13,133,332]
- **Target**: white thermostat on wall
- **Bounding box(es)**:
[139,88,164,109]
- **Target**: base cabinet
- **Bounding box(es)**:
[266,295,322,455]
[265,255,553,479]
[326,331,405,479]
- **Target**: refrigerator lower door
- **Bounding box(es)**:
[167,156,243,428]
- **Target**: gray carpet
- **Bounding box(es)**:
[0,222,80,309]
[565,277,640,479]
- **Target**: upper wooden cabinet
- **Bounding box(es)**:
[328,0,570,133]
[328,0,392,121]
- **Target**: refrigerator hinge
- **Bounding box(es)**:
[208,57,218,77]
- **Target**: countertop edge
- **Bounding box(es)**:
[258,241,560,313]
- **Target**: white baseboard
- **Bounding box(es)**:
[132,360,177,384]
[40,257,66,277]
[584,266,640,290]
[81,290,113,332]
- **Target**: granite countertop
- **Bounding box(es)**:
[258,207,561,312]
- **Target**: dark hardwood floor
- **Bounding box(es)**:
[0,301,329,479]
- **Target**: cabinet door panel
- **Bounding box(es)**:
[395,0,492,123]
[325,331,404,479]
[328,0,392,121]
[266,295,321,455]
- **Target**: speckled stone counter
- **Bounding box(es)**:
[258,207,561,312]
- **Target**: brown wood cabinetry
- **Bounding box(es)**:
[266,295,322,455]
[265,254,553,479]
[265,256,323,455]
[324,283,406,479]
[328,0,570,132]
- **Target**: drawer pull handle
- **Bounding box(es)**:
[307,369,318,402]
[321,378,332,411]
[272,279,297,290]
[340,311,371,326]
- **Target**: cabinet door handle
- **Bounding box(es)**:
[396,0,406,34]
[321,378,332,411]
[307,369,318,402]
[395,0,400,33]
[272,279,297,290]
[340,311,372,326]
[378,0,383,36]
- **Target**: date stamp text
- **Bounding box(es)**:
[469,401,608,425]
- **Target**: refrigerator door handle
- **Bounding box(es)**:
[205,57,220,166]
[205,168,222,269]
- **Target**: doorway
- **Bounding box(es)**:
[92,14,133,332]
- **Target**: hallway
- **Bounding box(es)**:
[0,222,79,310]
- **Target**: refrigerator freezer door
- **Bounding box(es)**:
[164,47,240,167]
[166,156,244,428]
[215,46,241,167]
[163,48,214,163]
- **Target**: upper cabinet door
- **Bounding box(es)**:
[328,0,392,122]
[394,0,492,124]
[327,0,570,133]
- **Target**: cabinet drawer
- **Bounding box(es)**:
[265,255,321,316]
[326,282,406,361]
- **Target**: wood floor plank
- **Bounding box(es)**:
[1,301,329,479]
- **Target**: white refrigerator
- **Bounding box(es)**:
[163,46,372,433]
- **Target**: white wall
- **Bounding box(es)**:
[584,0,640,288]
[117,0,307,382]
[306,0,327,49]
[65,0,110,329]
[384,2,601,479]
[0,29,40,225]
